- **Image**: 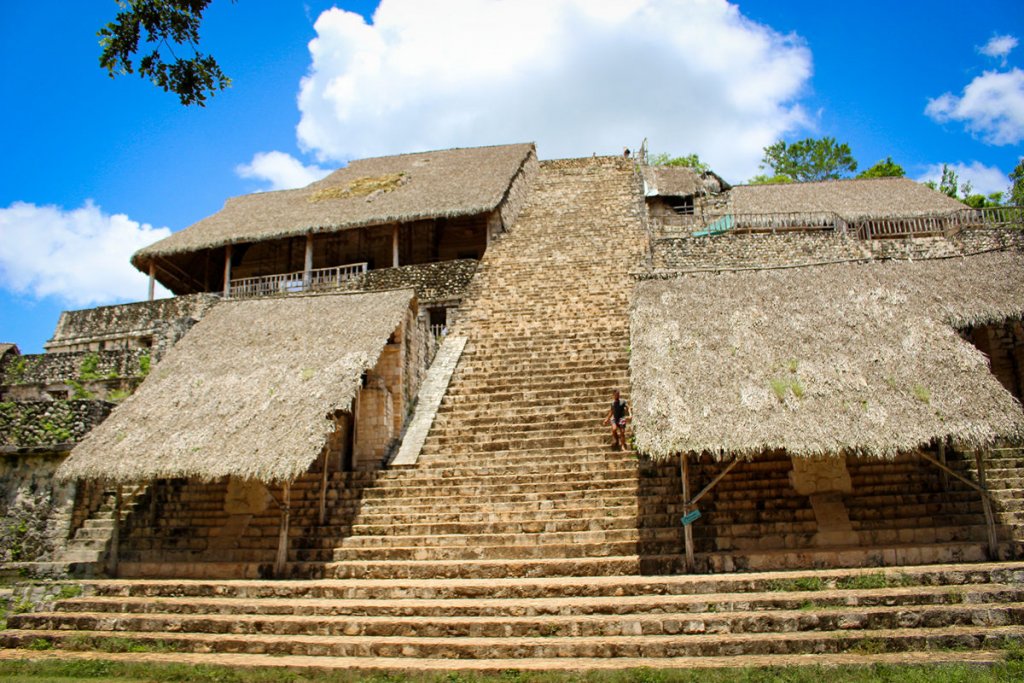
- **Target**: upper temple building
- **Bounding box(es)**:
[1,142,1023,593]
[133,143,536,312]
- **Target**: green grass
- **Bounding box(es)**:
[0,660,1023,683]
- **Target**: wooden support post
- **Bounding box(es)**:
[392,224,400,268]
[318,446,329,526]
[938,442,949,490]
[681,454,695,573]
[223,244,233,298]
[304,233,314,289]
[275,482,291,577]
[976,449,1000,560]
[148,262,156,302]
[107,485,122,578]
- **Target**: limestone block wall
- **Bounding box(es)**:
[1,349,150,387]
[0,400,113,449]
[361,260,478,304]
[965,320,1024,402]
[651,227,1023,272]
[0,452,77,562]
[45,293,219,357]
[354,381,394,467]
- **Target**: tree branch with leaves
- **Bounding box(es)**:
[99,0,232,106]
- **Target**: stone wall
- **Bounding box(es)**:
[361,259,478,304]
[964,320,1024,403]
[651,227,1023,272]
[0,400,113,449]
[0,451,77,562]
[45,293,219,357]
[1,349,150,387]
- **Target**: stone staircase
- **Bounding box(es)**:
[980,445,1024,556]
[3,563,1023,669]
[323,156,658,580]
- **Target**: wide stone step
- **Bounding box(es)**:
[352,501,635,525]
[6,624,1022,659]
[339,527,641,550]
[350,516,639,537]
[367,465,644,490]
[331,537,640,562]
[75,562,1024,600]
[16,602,1024,641]
[355,476,641,500]
[327,555,643,579]
[53,583,1024,619]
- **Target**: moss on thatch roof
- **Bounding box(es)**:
[132,143,536,268]
[631,251,1024,461]
[58,290,415,483]
[730,177,966,220]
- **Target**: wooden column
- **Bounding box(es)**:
[318,446,330,526]
[681,454,695,573]
[976,449,1000,560]
[938,442,949,490]
[275,482,291,577]
[148,263,156,302]
[107,485,122,578]
[304,233,314,289]
[392,224,399,268]
[223,244,233,298]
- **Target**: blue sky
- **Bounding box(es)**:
[1,0,1022,352]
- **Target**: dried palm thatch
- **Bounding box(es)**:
[132,143,535,268]
[58,290,414,483]
[642,166,730,197]
[730,177,966,220]
[631,251,1024,461]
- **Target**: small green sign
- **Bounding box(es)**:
[681,509,701,526]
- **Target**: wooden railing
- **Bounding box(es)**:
[229,263,368,299]
[658,211,846,236]
[657,206,1022,240]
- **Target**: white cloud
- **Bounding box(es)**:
[236,151,332,190]
[925,68,1024,145]
[295,0,812,182]
[0,201,171,307]
[916,161,1011,197]
[979,34,1018,64]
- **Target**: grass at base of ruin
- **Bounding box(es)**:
[1,659,1024,683]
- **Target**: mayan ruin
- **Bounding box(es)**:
[0,139,1021,672]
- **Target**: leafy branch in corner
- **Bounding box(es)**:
[98,0,232,106]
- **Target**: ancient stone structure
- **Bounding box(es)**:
[1,144,1023,668]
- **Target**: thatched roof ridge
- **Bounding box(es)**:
[132,143,536,267]
[58,290,415,483]
[0,344,19,358]
[642,166,730,197]
[730,177,966,220]
[631,250,1024,461]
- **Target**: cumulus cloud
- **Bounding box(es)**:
[295,0,812,182]
[0,201,171,307]
[236,151,332,190]
[916,161,1011,197]
[979,34,1018,64]
[925,68,1024,145]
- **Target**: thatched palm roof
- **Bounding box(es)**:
[730,177,966,220]
[631,251,1024,460]
[58,290,414,483]
[642,166,730,197]
[132,143,535,267]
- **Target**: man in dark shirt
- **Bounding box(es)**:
[602,389,631,450]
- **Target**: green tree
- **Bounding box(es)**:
[747,174,794,185]
[649,153,710,173]
[923,164,960,198]
[856,157,905,179]
[759,137,858,182]
[1010,159,1024,207]
[99,0,231,106]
